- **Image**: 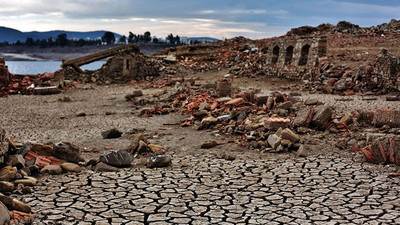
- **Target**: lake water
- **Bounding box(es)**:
[6,61,105,75]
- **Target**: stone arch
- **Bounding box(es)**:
[271,46,280,64]
[284,46,294,65]
[299,44,311,66]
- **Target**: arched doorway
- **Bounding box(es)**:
[285,46,294,65]
[272,46,279,64]
[299,44,310,66]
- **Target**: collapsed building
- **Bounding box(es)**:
[61,44,163,83]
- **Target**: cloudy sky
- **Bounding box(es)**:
[1,0,399,39]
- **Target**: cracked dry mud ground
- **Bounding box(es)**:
[26,153,400,225]
[2,81,400,224]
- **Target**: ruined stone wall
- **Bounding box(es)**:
[264,36,327,67]
[0,58,11,88]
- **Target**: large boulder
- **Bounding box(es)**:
[0,202,10,225]
[312,106,332,129]
[99,150,133,167]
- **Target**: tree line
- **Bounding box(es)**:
[0,31,183,47]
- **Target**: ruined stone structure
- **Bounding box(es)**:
[265,36,327,67]
[0,58,12,88]
[62,44,162,83]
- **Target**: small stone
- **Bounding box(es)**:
[146,155,172,168]
[125,133,145,154]
[76,112,87,117]
[296,145,307,157]
[40,165,63,175]
[201,140,218,149]
[0,202,10,225]
[137,140,149,153]
[53,142,81,163]
[193,110,208,119]
[304,99,318,105]
[148,144,164,153]
[281,139,292,146]
[125,90,143,101]
[14,177,37,186]
[101,128,122,139]
[94,162,120,172]
[267,134,281,149]
[277,101,293,110]
[7,155,25,169]
[280,128,300,143]
[312,105,333,129]
[59,96,71,102]
[0,166,17,181]
[340,114,353,125]
[201,116,218,127]
[16,183,32,194]
[61,162,81,172]
[0,195,14,210]
[99,150,133,167]
[30,143,54,156]
[0,181,14,192]
[13,199,31,213]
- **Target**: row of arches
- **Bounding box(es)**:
[270,44,311,66]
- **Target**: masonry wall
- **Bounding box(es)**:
[264,36,327,67]
[0,58,11,88]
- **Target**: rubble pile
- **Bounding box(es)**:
[138,77,358,152]
[305,49,400,94]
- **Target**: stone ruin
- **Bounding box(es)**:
[264,36,327,67]
[62,44,163,83]
[0,58,12,88]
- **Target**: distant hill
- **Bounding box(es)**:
[0,26,122,43]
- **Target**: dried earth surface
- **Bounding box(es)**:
[1,72,400,224]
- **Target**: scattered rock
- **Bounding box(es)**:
[293,107,315,127]
[0,166,17,181]
[7,155,25,169]
[267,134,281,149]
[0,202,10,225]
[94,162,120,172]
[340,114,353,125]
[61,162,81,173]
[148,144,164,153]
[201,116,218,128]
[13,199,31,213]
[277,101,293,110]
[201,140,218,149]
[14,177,37,186]
[76,112,87,117]
[125,90,144,101]
[40,165,63,175]
[296,145,307,157]
[58,96,71,102]
[304,99,318,105]
[0,195,14,210]
[53,142,81,163]
[312,106,333,129]
[30,143,54,156]
[280,128,300,143]
[0,181,14,192]
[146,155,172,168]
[125,133,145,154]
[101,128,122,139]
[217,152,236,161]
[99,150,133,167]
[137,140,149,153]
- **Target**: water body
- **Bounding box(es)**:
[6,61,105,75]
